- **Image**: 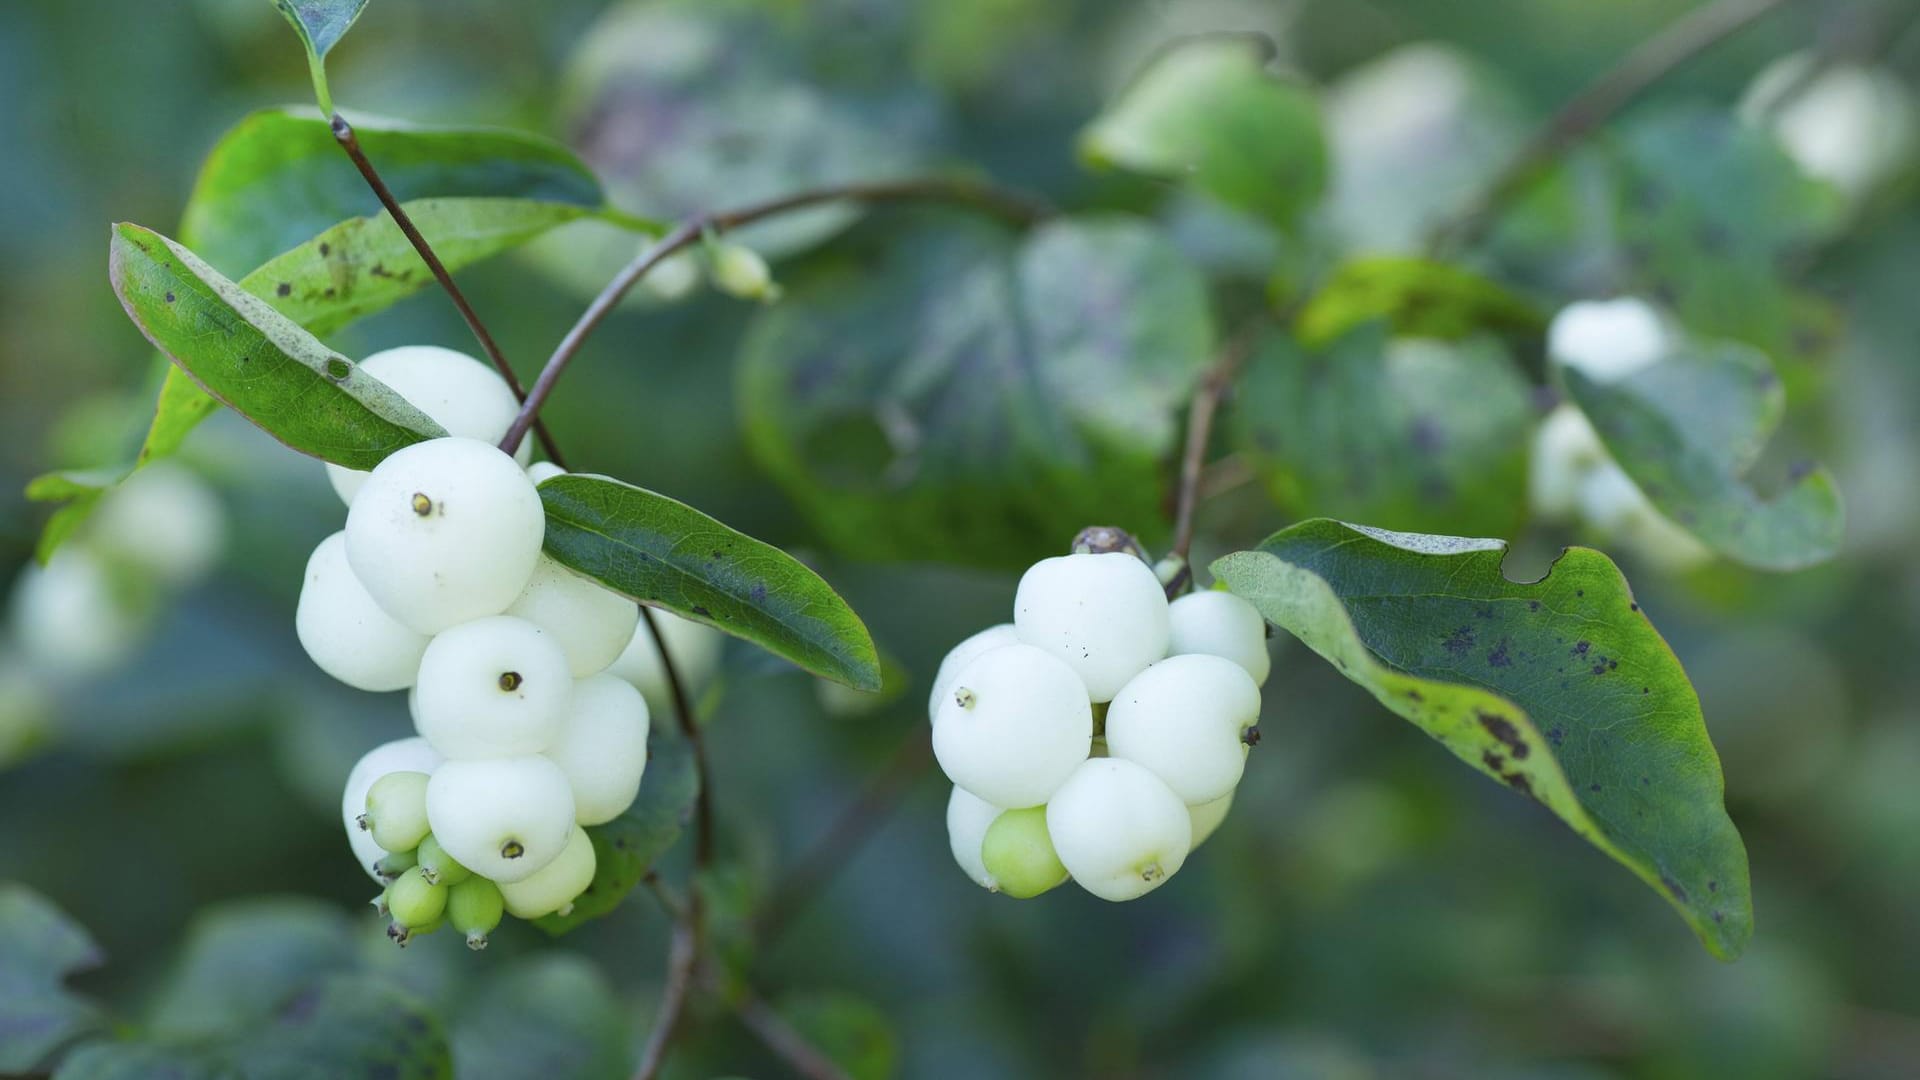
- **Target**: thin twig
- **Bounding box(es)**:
[327,113,566,466]
[1428,0,1807,256]
[646,606,713,863]
[735,994,856,1080]
[1164,329,1261,597]
[631,919,699,1080]
[499,176,1052,456]
[755,729,933,948]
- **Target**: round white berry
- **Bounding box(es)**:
[1013,552,1170,702]
[927,624,1020,724]
[1166,590,1270,686]
[1743,53,1916,200]
[8,547,143,679]
[526,461,566,485]
[980,806,1068,899]
[1046,758,1192,902]
[344,437,545,635]
[1548,298,1670,384]
[90,461,226,586]
[502,556,639,678]
[1105,654,1262,805]
[413,615,572,759]
[932,644,1091,809]
[497,825,598,919]
[1579,464,1712,572]
[425,755,575,883]
[1189,791,1233,848]
[1529,404,1609,522]
[605,610,724,717]
[544,674,651,826]
[295,532,430,692]
[326,346,529,505]
[342,737,443,882]
[946,786,1003,891]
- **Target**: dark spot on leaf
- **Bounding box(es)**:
[318,242,331,256]
[276,282,291,296]
[1482,750,1504,771]
[1629,602,1640,612]
[1708,880,1718,892]
[691,605,710,617]
[1548,727,1564,746]
[1572,641,1590,656]
[1505,772,1534,798]
[750,583,767,605]
[1576,589,1584,598]
[1712,910,1725,923]
[1528,600,1541,612]
[371,263,392,278]
[324,287,336,298]
[1642,687,1650,695]
[1443,626,1475,655]
[1589,783,1602,792]
[1486,638,1512,668]
[1475,604,1495,620]
[1661,874,1689,903]
[1478,712,1528,759]
[1405,689,1423,702]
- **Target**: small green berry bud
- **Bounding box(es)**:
[447,877,505,951]
[386,866,448,929]
[374,848,417,882]
[981,806,1068,899]
[365,771,432,853]
[415,834,471,886]
[707,240,780,302]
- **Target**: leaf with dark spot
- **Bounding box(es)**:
[1213,519,1751,959]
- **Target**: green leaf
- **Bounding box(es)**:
[1080,38,1327,233]
[1212,519,1752,959]
[1608,106,1844,361]
[778,993,898,1080]
[1235,323,1533,537]
[538,474,880,692]
[449,956,630,1079]
[180,108,603,278]
[535,724,700,934]
[739,214,1215,566]
[1562,344,1843,571]
[146,900,357,1042]
[559,0,931,258]
[1296,256,1544,350]
[108,222,445,469]
[272,0,369,62]
[0,884,107,1073]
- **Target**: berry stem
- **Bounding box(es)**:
[631,918,697,1080]
[1166,327,1260,596]
[498,176,1053,457]
[326,113,568,467]
[1428,0,1806,256]
[735,993,855,1080]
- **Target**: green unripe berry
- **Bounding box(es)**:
[386,866,448,930]
[364,771,432,853]
[447,877,505,951]
[415,834,471,886]
[374,848,417,882]
[980,806,1069,899]
[707,240,780,302]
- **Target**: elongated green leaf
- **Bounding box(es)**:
[1212,520,1751,959]
[273,0,368,62]
[181,108,603,278]
[146,900,356,1042]
[538,474,881,691]
[1235,324,1533,537]
[1297,256,1544,349]
[536,724,699,934]
[450,956,631,1079]
[740,214,1215,566]
[108,223,444,469]
[0,885,107,1073]
[1081,38,1327,233]
[1563,344,1842,571]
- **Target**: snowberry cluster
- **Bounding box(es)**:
[933,543,1271,902]
[298,346,719,947]
[1530,299,1711,572]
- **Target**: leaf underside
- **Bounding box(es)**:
[1213,519,1752,959]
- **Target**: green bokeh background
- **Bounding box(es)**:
[3,0,1919,1076]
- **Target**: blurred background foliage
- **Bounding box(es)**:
[3,0,1919,1076]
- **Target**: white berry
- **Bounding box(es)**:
[498,825,598,919]
[526,461,566,484]
[296,532,430,692]
[1166,590,1270,686]
[1106,654,1262,805]
[1579,463,1712,572]
[504,555,639,677]
[327,346,529,505]
[1529,404,1608,522]
[90,461,226,586]
[927,624,1021,724]
[8,548,142,679]
[946,786,1002,891]
[605,610,724,717]
[425,756,575,883]
[342,737,443,882]
[932,644,1091,809]
[413,615,572,759]
[544,674,651,825]
[1013,552,1170,702]
[1045,758,1191,902]
[1548,298,1670,384]
[1189,791,1233,848]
